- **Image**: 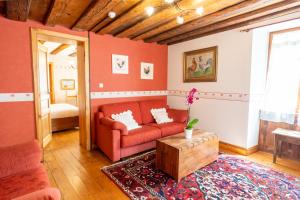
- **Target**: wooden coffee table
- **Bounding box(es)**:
[156,129,219,182]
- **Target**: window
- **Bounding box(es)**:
[260,28,300,125]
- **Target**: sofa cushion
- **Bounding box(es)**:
[0,165,50,200]
[100,101,142,124]
[146,122,185,137]
[0,140,41,179]
[167,108,188,123]
[111,110,141,131]
[139,100,167,124]
[151,108,173,124]
[121,126,161,148]
[13,188,61,200]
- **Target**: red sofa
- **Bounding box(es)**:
[0,140,61,200]
[95,99,188,162]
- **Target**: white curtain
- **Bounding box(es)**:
[260,30,300,125]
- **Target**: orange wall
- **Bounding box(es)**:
[0,16,167,147]
[89,33,167,92]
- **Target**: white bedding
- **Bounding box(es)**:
[50,103,79,119]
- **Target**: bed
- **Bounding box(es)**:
[50,103,79,132]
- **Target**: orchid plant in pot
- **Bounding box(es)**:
[185,88,199,139]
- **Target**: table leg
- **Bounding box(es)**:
[278,140,282,158]
[273,135,277,163]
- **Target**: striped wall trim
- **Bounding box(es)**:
[91,90,249,101]
[168,90,249,102]
[90,90,168,99]
[0,90,250,102]
[0,93,34,102]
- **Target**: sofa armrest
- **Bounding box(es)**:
[97,123,122,162]
[167,108,188,124]
[100,117,128,135]
[0,140,41,178]
[13,188,61,200]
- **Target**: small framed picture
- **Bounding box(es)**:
[183,46,217,82]
[61,79,75,90]
[141,62,154,80]
[112,54,128,74]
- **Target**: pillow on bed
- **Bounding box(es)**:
[111,110,141,131]
[150,108,173,124]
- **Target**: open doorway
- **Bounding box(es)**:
[31,29,91,150]
[45,42,79,132]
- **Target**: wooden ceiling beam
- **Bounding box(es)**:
[0,2,6,15]
[46,0,70,26]
[116,0,218,38]
[91,0,141,32]
[69,52,76,57]
[51,44,70,55]
[29,0,53,23]
[46,0,91,27]
[72,0,122,31]
[140,0,284,42]
[96,0,166,35]
[72,0,120,31]
[163,5,300,45]
[6,0,32,21]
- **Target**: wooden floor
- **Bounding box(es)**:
[44,130,300,200]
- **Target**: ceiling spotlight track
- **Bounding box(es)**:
[165,0,175,3]
[107,0,205,25]
[145,6,155,16]
[108,11,116,19]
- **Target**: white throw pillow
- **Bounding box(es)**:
[111,110,141,131]
[150,108,173,124]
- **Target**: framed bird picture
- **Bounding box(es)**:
[141,62,154,80]
[112,54,128,74]
[183,46,217,82]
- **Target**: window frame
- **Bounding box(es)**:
[267,26,300,126]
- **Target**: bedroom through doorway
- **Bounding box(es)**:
[31,29,91,150]
[44,41,79,137]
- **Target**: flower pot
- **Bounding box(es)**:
[184,128,193,139]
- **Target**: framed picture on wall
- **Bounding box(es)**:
[112,54,128,74]
[183,46,217,82]
[61,79,75,90]
[141,62,154,80]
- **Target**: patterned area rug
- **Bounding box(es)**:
[102,151,300,200]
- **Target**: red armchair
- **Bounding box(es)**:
[95,100,188,162]
[0,140,61,200]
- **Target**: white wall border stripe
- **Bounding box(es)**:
[0,93,33,102]
[91,90,249,102]
[0,90,249,102]
[168,90,249,102]
[91,90,168,99]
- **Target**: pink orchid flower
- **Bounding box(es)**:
[186,88,199,106]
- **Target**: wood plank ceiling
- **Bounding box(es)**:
[1,0,300,45]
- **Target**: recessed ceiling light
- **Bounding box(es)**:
[108,11,116,19]
[145,6,155,16]
[196,7,204,15]
[165,0,174,3]
[176,16,184,24]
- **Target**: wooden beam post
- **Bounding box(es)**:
[6,0,32,21]
[51,44,70,55]
[161,4,300,45]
